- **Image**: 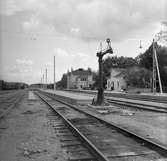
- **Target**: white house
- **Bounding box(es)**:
[107,68,127,91]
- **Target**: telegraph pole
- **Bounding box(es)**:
[41,77,42,89]
[45,68,47,89]
[43,74,45,89]
[152,41,157,94]
[152,40,163,94]
[53,56,56,90]
[152,22,167,94]
[95,38,113,105]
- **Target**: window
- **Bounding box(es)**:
[81,77,87,81]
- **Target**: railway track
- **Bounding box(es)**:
[106,97,167,113]
[105,93,167,104]
[0,90,25,119]
[65,90,167,113]
[36,92,108,161]
[0,91,20,101]
[0,90,19,95]
[66,90,167,104]
[36,91,167,161]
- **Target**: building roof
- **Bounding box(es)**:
[109,68,127,78]
[69,68,92,76]
[111,66,144,78]
[114,69,127,78]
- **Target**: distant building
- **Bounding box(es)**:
[29,83,43,89]
[0,80,4,90]
[107,68,127,91]
[0,81,28,90]
[67,68,95,89]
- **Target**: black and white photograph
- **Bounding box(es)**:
[0,0,167,160]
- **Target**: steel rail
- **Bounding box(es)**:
[0,94,21,104]
[0,92,25,119]
[62,89,167,112]
[107,98,167,113]
[105,93,167,104]
[0,90,18,95]
[36,92,110,161]
[38,90,167,156]
[65,89,167,104]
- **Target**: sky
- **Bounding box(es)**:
[0,0,166,84]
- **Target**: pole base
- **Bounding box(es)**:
[92,88,105,106]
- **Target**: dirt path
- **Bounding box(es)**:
[0,91,67,161]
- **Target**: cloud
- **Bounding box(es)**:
[54,48,75,57]
[45,62,53,67]
[10,66,32,74]
[16,58,33,65]
[52,48,92,78]
[0,0,46,16]
[1,0,166,41]
[8,59,34,81]
[71,27,80,34]
[7,62,35,83]
[23,16,40,30]
[76,52,89,61]
[22,15,56,35]
[54,48,89,60]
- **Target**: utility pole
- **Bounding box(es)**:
[43,74,45,89]
[54,56,56,90]
[45,68,47,89]
[41,77,42,89]
[152,22,167,94]
[95,38,113,105]
[152,40,163,94]
[152,41,157,94]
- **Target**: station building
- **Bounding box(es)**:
[67,68,95,89]
[107,68,127,91]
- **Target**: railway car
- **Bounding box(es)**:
[0,80,28,90]
[0,80,4,90]
[3,82,17,90]
[1,81,27,90]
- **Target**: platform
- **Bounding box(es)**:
[65,89,167,107]
[40,89,93,105]
[39,89,167,109]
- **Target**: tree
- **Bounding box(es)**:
[56,74,67,89]
[103,56,138,76]
[124,67,152,88]
[136,43,167,92]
